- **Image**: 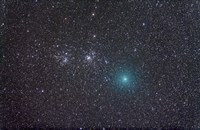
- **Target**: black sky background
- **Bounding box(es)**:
[1,0,200,129]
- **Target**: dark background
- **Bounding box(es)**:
[1,0,200,129]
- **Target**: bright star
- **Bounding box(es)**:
[86,55,92,60]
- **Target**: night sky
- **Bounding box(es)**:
[1,0,200,129]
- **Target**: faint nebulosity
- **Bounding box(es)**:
[1,0,200,129]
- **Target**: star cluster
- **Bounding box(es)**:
[1,0,200,129]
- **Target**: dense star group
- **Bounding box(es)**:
[1,0,200,129]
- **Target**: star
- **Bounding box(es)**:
[86,55,92,61]
[2,0,199,129]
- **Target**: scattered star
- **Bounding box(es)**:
[1,0,199,129]
[92,13,95,16]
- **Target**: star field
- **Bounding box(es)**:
[1,0,200,129]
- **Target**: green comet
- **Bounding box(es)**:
[111,65,138,92]
[122,76,128,83]
[115,70,133,88]
[118,74,130,87]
